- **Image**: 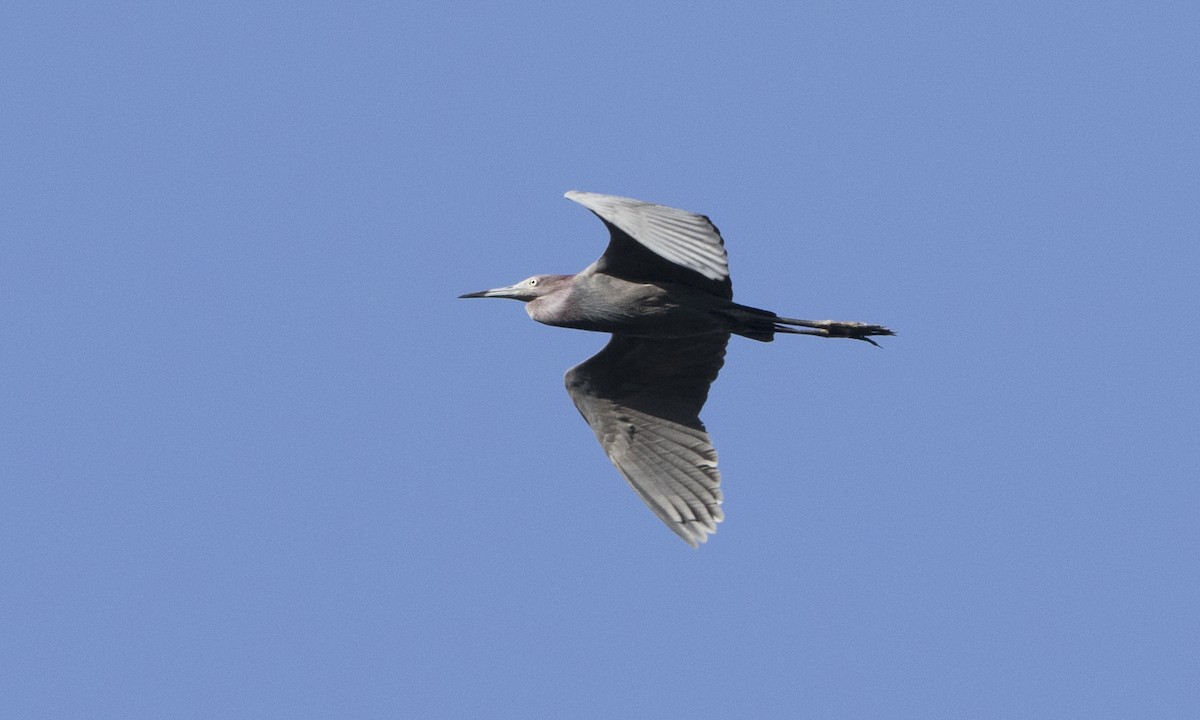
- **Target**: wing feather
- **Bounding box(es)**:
[565,191,733,299]
[564,334,729,546]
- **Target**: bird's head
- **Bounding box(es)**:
[458,274,572,302]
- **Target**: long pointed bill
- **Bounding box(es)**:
[458,284,522,299]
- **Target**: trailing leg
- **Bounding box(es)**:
[773,316,895,347]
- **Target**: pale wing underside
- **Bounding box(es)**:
[565,334,729,547]
[565,191,732,298]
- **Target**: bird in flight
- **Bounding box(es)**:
[461,191,893,546]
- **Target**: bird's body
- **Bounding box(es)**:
[461,191,893,546]
[528,273,742,338]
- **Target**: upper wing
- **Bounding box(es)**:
[564,334,730,547]
[566,191,733,299]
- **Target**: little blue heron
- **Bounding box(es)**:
[461,191,893,547]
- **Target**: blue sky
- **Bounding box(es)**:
[3,2,1198,717]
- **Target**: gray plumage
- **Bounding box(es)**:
[461,191,893,546]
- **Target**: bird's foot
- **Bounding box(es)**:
[774,318,895,347]
[814,321,895,347]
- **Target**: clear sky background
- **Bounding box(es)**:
[3,2,1198,718]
